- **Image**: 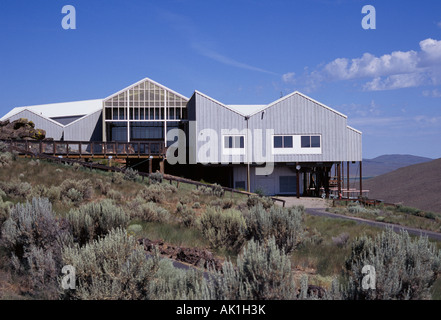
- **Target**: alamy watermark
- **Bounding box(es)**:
[361,5,376,30]
[61,5,76,30]
[61,265,76,290]
[362,265,376,290]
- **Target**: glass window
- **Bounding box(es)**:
[235,181,246,190]
[311,136,320,148]
[274,136,283,148]
[224,136,232,148]
[284,136,293,148]
[301,136,311,148]
[274,135,293,148]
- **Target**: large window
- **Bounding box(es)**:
[301,135,321,148]
[273,135,293,148]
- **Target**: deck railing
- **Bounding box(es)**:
[2,139,166,157]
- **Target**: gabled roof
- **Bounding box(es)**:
[0,99,103,126]
[104,77,189,102]
[194,90,348,119]
[1,99,103,121]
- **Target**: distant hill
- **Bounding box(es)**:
[363,158,441,214]
[348,154,433,178]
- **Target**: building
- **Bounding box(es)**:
[1,77,362,197]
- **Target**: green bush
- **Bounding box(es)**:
[0,152,13,168]
[61,228,159,300]
[1,198,72,298]
[66,199,129,246]
[0,180,32,199]
[111,171,124,184]
[138,184,167,203]
[244,204,305,253]
[344,228,441,300]
[149,171,163,184]
[60,179,93,203]
[211,238,297,299]
[199,207,246,253]
[123,167,139,181]
[176,203,196,227]
[107,189,124,202]
[246,195,274,209]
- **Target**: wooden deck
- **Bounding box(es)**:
[3,139,166,159]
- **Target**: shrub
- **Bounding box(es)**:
[176,203,196,227]
[60,179,93,203]
[107,189,123,202]
[244,204,305,254]
[136,201,171,223]
[66,199,129,246]
[343,228,441,300]
[124,167,139,181]
[0,152,13,168]
[61,228,160,300]
[192,202,201,209]
[199,207,246,253]
[246,195,274,209]
[149,259,210,300]
[138,184,166,203]
[0,180,32,199]
[149,171,163,184]
[331,232,350,248]
[111,171,124,185]
[1,198,72,298]
[72,162,82,171]
[210,238,297,300]
[95,178,111,195]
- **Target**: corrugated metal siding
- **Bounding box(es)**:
[194,92,247,164]
[248,93,349,162]
[6,110,64,140]
[346,126,362,161]
[64,110,103,141]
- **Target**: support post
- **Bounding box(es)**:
[296,168,300,199]
[337,163,341,199]
[359,161,363,198]
[160,159,165,174]
[347,161,350,196]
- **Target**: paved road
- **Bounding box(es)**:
[305,207,441,241]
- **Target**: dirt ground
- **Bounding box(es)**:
[276,196,331,209]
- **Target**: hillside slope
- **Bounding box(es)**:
[364,158,441,213]
[349,154,433,178]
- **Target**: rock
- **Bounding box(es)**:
[0,118,45,140]
[139,238,223,271]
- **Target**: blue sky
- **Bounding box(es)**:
[1,0,440,159]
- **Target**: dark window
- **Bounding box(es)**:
[311,136,321,148]
[274,136,283,148]
[235,181,246,190]
[274,135,293,148]
[301,135,321,148]
[284,136,293,148]
[301,136,310,148]
[279,176,296,193]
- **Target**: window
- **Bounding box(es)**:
[235,181,246,190]
[274,135,293,148]
[224,135,244,149]
[301,135,320,148]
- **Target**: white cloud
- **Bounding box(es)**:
[422,88,441,97]
[284,38,441,91]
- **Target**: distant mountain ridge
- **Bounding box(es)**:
[363,157,441,214]
[348,154,433,178]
